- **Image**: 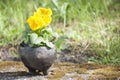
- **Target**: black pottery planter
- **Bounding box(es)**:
[18,44,56,75]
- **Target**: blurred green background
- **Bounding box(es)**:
[0,0,120,65]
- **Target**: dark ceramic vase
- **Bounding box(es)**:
[18,43,56,75]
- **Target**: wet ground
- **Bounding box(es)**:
[0,61,120,80]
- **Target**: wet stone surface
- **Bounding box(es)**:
[0,61,120,80]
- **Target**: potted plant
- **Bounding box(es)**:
[18,7,58,75]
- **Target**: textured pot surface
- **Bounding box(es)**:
[18,46,56,75]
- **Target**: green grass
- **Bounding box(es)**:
[0,0,120,65]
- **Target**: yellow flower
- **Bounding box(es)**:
[27,7,52,31]
[37,7,52,16]
[43,15,52,26]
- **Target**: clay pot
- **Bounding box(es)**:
[18,43,56,75]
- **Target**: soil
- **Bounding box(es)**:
[0,61,120,80]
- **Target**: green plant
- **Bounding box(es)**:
[24,27,58,48]
[89,35,120,65]
[0,0,25,46]
[55,35,68,52]
[52,0,69,27]
[23,7,58,48]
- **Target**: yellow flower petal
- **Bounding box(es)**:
[27,7,52,31]
[43,16,52,26]
[38,8,52,16]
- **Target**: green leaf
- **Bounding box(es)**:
[29,33,38,44]
[52,0,59,9]
[27,27,58,48]
[46,41,55,48]
[46,27,53,33]
[55,36,68,52]
[55,36,66,48]
[34,37,44,44]
[53,32,58,38]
